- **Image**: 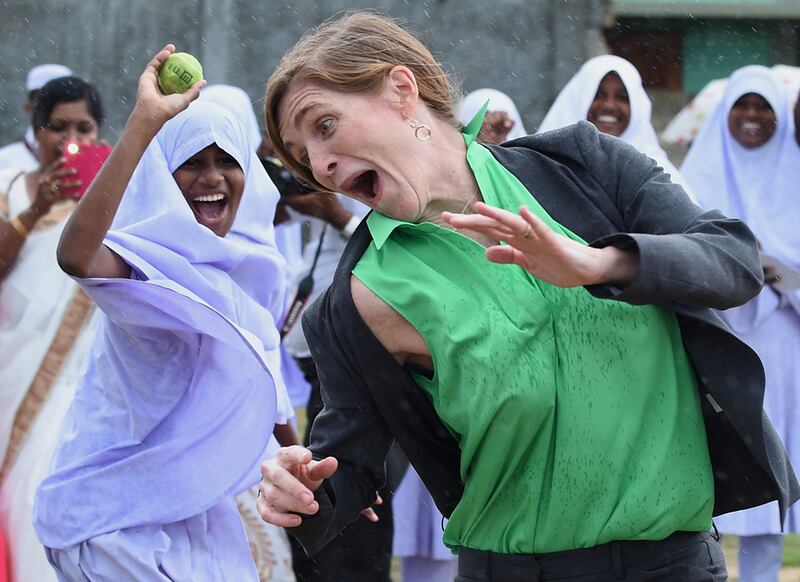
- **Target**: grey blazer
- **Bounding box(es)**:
[294,121,799,555]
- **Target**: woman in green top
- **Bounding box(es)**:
[256,12,794,582]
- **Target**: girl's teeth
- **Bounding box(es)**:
[598,116,618,123]
[742,122,760,131]
[194,194,225,202]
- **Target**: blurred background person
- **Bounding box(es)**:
[459,88,528,144]
[682,64,800,582]
[0,76,103,582]
[538,54,694,199]
[0,64,73,174]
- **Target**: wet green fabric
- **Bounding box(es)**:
[352,106,713,554]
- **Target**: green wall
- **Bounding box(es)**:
[683,22,772,92]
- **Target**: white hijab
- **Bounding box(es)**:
[538,55,692,197]
[200,84,263,152]
[458,88,528,141]
[682,65,800,270]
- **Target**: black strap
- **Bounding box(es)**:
[279,225,327,339]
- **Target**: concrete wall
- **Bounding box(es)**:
[0,0,608,144]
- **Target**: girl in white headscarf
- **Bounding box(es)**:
[682,64,800,582]
[459,88,528,143]
[538,55,694,199]
[33,46,289,581]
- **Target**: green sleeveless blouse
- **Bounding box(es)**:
[352,107,713,554]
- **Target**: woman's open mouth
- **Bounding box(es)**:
[346,170,379,202]
[190,192,229,227]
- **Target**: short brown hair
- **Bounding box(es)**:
[264,11,460,191]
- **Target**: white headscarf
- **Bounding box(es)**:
[35,101,289,548]
[107,100,284,312]
[458,88,528,141]
[200,84,263,152]
[682,65,800,270]
[538,55,693,197]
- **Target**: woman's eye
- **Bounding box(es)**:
[319,118,335,135]
[181,159,199,169]
[47,122,67,132]
[78,123,95,134]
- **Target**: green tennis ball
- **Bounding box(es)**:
[157,52,203,95]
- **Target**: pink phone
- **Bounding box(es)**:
[61,141,112,199]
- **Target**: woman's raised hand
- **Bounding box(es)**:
[257,446,338,528]
[442,202,639,287]
[31,157,79,214]
[132,44,205,133]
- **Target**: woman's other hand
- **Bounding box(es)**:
[443,202,639,287]
[30,157,79,215]
[257,445,338,528]
[131,44,205,134]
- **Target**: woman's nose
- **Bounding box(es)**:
[311,154,337,181]
[600,96,617,110]
[200,164,224,185]
[64,127,81,142]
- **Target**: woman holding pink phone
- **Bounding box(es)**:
[0,76,105,582]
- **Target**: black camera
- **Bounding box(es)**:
[261,156,312,197]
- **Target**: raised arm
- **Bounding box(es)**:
[443,201,639,288]
[445,123,762,310]
[0,160,78,279]
[579,125,763,309]
[57,44,204,279]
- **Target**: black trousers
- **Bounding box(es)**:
[456,531,727,581]
[290,357,408,582]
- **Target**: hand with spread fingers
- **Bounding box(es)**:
[442,201,639,288]
[257,445,338,528]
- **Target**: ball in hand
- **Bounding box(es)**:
[157,52,203,95]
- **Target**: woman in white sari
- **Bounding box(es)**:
[0,76,104,582]
[538,55,693,198]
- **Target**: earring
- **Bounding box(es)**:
[408,117,432,141]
